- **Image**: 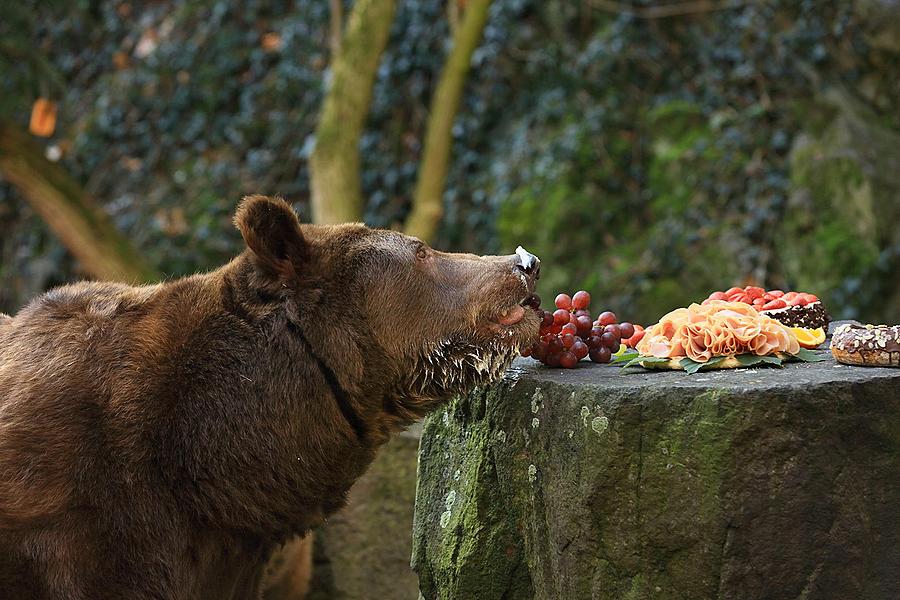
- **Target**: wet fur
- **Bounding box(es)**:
[0,196,537,599]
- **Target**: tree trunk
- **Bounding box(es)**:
[309,0,397,224]
[0,122,157,282]
[404,0,492,242]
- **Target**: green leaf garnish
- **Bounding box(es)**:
[794,348,827,362]
[735,354,765,367]
[680,356,725,374]
[611,350,640,364]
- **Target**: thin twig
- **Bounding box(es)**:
[590,0,746,19]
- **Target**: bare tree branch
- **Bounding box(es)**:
[0,121,158,282]
[309,0,397,224]
[329,0,343,56]
[404,0,493,242]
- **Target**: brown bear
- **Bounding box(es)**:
[0,195,540,599]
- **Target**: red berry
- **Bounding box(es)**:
[575,315,593,333]
[553,309,570,326]
[572,291,591,310]
[549,323,563,334]
[559,351,578,369]
[541,312,554,328]
[604,324,621,340]
[619,322,635,339]
[532,341,549,361]
[587,335,603,349]
[589,346,612,363]
[546,352,561,367]
[555,294,573,310]
[561,333,577,349]
[572,340,589,360]
[599,332,616,348]
[597,311,617,326]
[561,323,578,336]
[548,337,564,354]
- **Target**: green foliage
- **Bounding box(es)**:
[0,0,897,323]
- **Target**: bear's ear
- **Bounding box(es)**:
[234,195,307,280]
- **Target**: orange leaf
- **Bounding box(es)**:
[261,32,282,52]
[29,98,57,137]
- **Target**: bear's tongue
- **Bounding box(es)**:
[495,304,526,326]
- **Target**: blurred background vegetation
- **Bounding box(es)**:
[1,0,898,325]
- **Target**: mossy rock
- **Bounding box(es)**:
[413,356,900,600]
[306,434,420,600]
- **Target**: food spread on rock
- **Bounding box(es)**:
[520,283,895,372]
[831,323,900,368]
[703,286,831,330]
[616,301,825,373]
[520,291,643,369]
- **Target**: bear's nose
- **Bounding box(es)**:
[514,246,540,279]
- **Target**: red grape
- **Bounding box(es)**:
[574,309,591,318]
[532,341,549,361]
[587,335,603,349]
[572,340,589,360]
[599,332,616,348]
[546,352,562,367]
[603,324,621,342]
[572,290,591,310]
[561,333,576,349]
[555,294,573,310]
[541,312,554,328]
[618,322,635,339]
[597,311,617,326]
[559,351,578,369]
[553,309,570,326]
[575,315,593,332]
[561,323,578,336]
[589,346,612,363]
[548,337,564,354]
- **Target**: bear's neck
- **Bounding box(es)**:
[156,260,402,538]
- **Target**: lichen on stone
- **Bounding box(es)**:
[531,387,544,413]
[591,415,609,434]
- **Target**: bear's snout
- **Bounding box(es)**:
[514,246,540,280]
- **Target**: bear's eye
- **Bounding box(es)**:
[415,245,430,261]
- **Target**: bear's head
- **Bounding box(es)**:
[234,195,540,425]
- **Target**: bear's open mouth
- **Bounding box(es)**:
[488,286,539,328]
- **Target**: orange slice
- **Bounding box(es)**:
[790,327,825,349]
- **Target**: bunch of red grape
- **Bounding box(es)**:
[521,291,639,369]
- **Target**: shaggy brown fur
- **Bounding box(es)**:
[0,196,539,599]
